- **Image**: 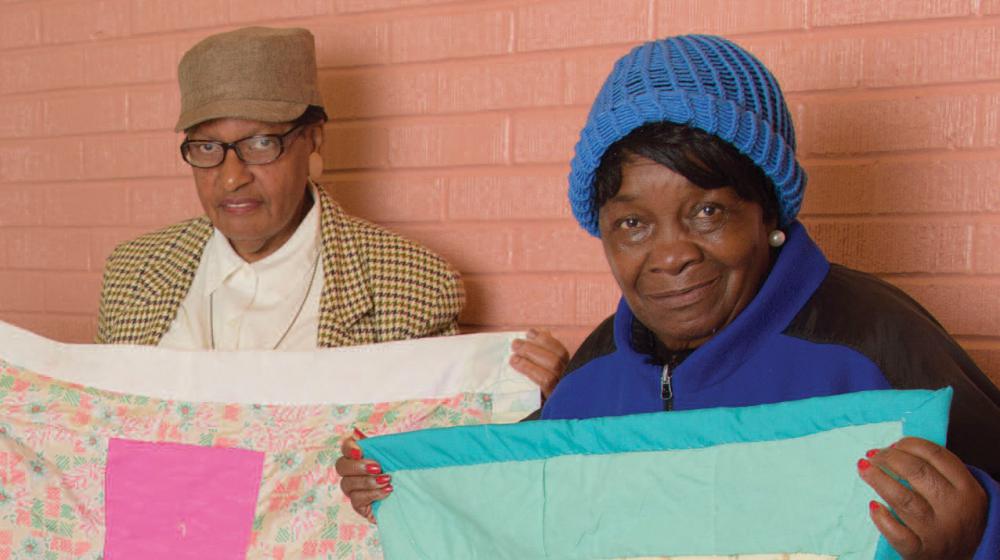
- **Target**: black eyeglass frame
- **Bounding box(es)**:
[179,124,305,169]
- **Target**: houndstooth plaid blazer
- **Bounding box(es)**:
[96,186,464,347]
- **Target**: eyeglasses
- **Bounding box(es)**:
[180,125,304,168]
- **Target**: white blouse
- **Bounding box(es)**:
[158,190,323,351]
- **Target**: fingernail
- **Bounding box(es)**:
[857,458,871,471]
[865,449,879,459]
[365,463,382,475]
[383,485,393,494]
[376,475,391,485]
[869,500,880,513]
[348,448,362,460]
[353,427,367,440]
[526,329,537,339]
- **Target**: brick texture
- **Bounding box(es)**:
[810,0,973,27]
[43,91,129,136]
[5,229,91,271]
[131,0,229,35]
[575,274,620,325]
[0,0,996,387]
[43,182,130,226]
[44,273,103,314]
[84,37,179,86]
[387,115,507,168]
[389,10,512,63]
[0,186,45,227]
[0,271,47,312]
[41,0,130,45]
[82,132,184,180]
[743,36,863,93]
[516,0,650,52]
[512,108,588,163]
[514,224,607,272]
[128,178,203,226]
[326,176,445,222]
[0,4,41,50]
[335,0,464,14]
[128,85,182,131]
[445,173,572,221]
[973,222,1000,274]
[863,25,1000,88]
[0,49,87,95]
[805,220,971,274]
[657,0,806,36]
[228,0,331,22]
[803,158,1000,215]
[0,97,41,138]
[313,22,388,68]
[893,279,1000,337]
[395,225,514,273]
[799,95,978,155]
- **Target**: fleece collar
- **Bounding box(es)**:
[612,221,830,391]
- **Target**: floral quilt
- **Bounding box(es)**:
[0,323,536,559]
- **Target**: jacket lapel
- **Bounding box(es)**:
[315,186,374,347]
[131,218,212,345]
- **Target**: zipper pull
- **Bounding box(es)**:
[660,363,673,403]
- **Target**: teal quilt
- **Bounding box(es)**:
[360,389,952,560]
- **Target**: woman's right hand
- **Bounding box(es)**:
[335,436,392,523]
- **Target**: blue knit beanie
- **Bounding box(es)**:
[568,34,806,237]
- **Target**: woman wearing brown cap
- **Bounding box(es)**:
[94,27,566,392]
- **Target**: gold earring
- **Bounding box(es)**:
[308,152,324,181]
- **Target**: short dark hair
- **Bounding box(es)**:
[294,105,328,126]
[593,122,779,223]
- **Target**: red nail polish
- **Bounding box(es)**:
[365,463,382,475]
[376,475,391,485]
[857,458,871,471]
[353,427,367,440]
[869,500,880,513]
[865,449,879,459]
[348,448,362,460]
[384,484,393,493]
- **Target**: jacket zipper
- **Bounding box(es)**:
[660,363,674,411]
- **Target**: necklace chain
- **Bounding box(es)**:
[209,250,322,350]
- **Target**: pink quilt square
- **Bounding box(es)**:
[104,438,264,559]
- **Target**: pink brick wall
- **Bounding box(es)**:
[1,0,998,387]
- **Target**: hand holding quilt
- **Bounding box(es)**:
[862,437,987,560]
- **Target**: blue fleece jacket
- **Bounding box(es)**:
[543,222,1000,559]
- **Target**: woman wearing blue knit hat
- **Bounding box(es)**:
[538,34,1000,559]
[338,35,1000,556]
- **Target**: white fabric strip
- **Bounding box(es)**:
[0,321,539,421]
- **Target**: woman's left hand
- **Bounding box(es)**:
[860,437,987,560]
[510,329,569,398]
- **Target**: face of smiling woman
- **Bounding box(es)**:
[599,155,775,350]
[188,117,323,263]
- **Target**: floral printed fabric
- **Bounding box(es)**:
[0,359,495,559]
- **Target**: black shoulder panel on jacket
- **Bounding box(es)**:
[564,314,618,377]
[786,264,1000,478]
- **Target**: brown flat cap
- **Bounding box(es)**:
[175,26,326,132]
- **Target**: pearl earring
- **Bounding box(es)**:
[768,229,786,248]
